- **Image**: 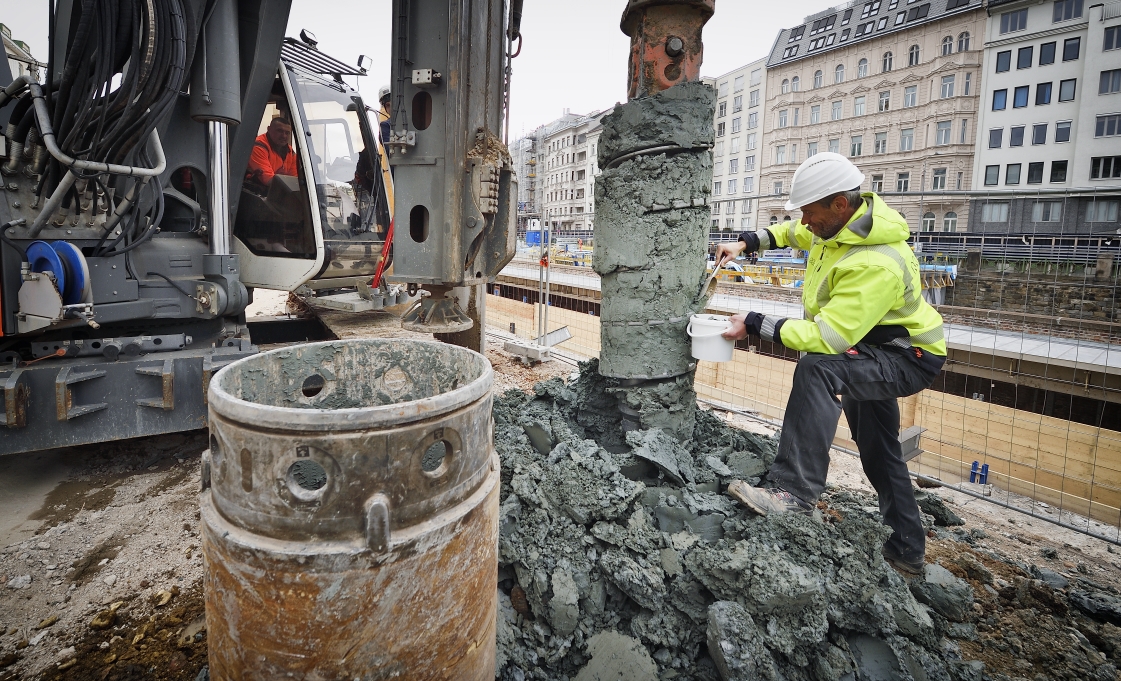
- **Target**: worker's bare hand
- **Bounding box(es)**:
[713,241,746,269]
[722,313,749,340]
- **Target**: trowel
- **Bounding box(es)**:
[698,254,730,303]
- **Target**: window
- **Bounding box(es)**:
[733,95,743,112]
[965,72,972,95]
[718,102,727,117]
[857,59,868,78]
[808,141,818,157]
[744,176,755,192]
[879,91,890,111]
[1059,78,1076,101]
[942,37,953,56]
[719,82,729,97]
[729,158,739,174]
[958,32,970,52]
[988,128,1003,148]
[872,174,884,191]
[714,141,724,156]
[810,105,821,123]
[814,70,823,88]
[982,203,1009,222]
[717,122,725,137]
[960,118,969,143]
[778,110,788,128]
[851,135,863,156]
[1056,120,1072,142]
[1018,46,1033,69]
[1033,201,1063,221]
[908,45,920,66]
[774,181,784,195]
[895,11,906,25]
[734,75,745,92]
[832,101,843,120]
[745,155,755,169]
[793,108,800,126]
[1097,114,1120,137]
[724,218,735,229]
[1053,0,1083,22]
[835,64,845,83]
[1013,86,1029,108]
[984,165,1000,185]
[1010,125,1025,146]
[941,75,955,98]
[1037,43,1056,68]
[576,169,586,180]
[792,76,801,92]
[732,117,742,133]
[776,146,786,164]
[1063,37,1080,61]
[713,181,722,195]
[904,85,917,107]
[1100,69,1121,94]
[936,120,952,145]
[790,144,798,162]
[1089,200,1119,221]
[1000,9,1028,33]
[748,112,758,129]
[996,50,1011,73]
[828,138,840,153]
[874,131,887,153]
[854,96,866,116]
[922,212,936,231]
[730,138,741,154]
[1032,123,1048,144]
[1006,163,1021,184]
[1106,26,1121,51]
[900,127,914,151]
[944,212,958,232]
[782,79,790,94]
[727,178,738,194]
[905,4,930,21]
[1050,160,1068,182]
[746,134,757,150]
[932,167,947,190]
[897,172,910,191]
[1091,156,1121,178]
[750,90,760,107]
[751,69,762,86]
[883,52,893,72]
[1036,82,1052,104]
[1027,161,1045,183]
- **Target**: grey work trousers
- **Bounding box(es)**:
[767,344,943,562]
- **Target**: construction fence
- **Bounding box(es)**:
[485,256,1121,543]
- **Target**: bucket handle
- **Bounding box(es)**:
[687,319,732,339]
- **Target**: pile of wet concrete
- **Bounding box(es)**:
[492,360,1121,681]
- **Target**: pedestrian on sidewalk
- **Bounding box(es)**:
[713,152,946,576]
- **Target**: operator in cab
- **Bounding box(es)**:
[245,115,298,192]
[713,152,946,576]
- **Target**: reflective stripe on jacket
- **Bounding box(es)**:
[759,192,947,356]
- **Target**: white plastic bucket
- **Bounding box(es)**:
[687,314,735,362]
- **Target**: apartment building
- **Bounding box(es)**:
[709,58,768,234]
[2,23,43,81]
[539,110,607,232]
[761,0,986,233]
[511,131,544,232]
[970,0,1121,233]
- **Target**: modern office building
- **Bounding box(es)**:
[761,0,986,233]
[969,0,1121,233]
[709,57,768,235]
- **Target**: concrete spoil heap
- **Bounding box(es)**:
[593,81,714,441]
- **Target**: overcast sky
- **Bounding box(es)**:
[4,0,826,138]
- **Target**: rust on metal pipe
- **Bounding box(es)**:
[621,0,715,100]
[202,339,498,680]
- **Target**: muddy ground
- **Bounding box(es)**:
[1,336,1119,680]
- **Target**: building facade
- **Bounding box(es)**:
[969,0,1121,233]
[1,23,43,82]
[761,0,986,233]
[709,58,768,236]
[511,130,544,232]
[538,110,607,233]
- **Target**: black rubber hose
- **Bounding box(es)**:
[0,219,28,257]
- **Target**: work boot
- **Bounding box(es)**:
[727,481,813,516]
[882,546,925,577]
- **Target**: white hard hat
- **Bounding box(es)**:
[378,86,391,102]
[784,152,865,211]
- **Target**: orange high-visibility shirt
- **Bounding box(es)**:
[247,133,298,186]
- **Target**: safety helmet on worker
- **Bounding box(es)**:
[378,86,391,103]
[784,152,866,211]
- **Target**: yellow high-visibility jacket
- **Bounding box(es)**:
[755,192,946,356]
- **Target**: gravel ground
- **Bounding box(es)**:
[1,336,1118,680]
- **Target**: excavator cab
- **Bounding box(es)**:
[234,38,394,293]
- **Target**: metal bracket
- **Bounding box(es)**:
[136,359,175,410]
[55,367,108,421]
[2,368,31,428]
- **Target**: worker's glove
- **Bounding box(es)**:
[745,312,786,344]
